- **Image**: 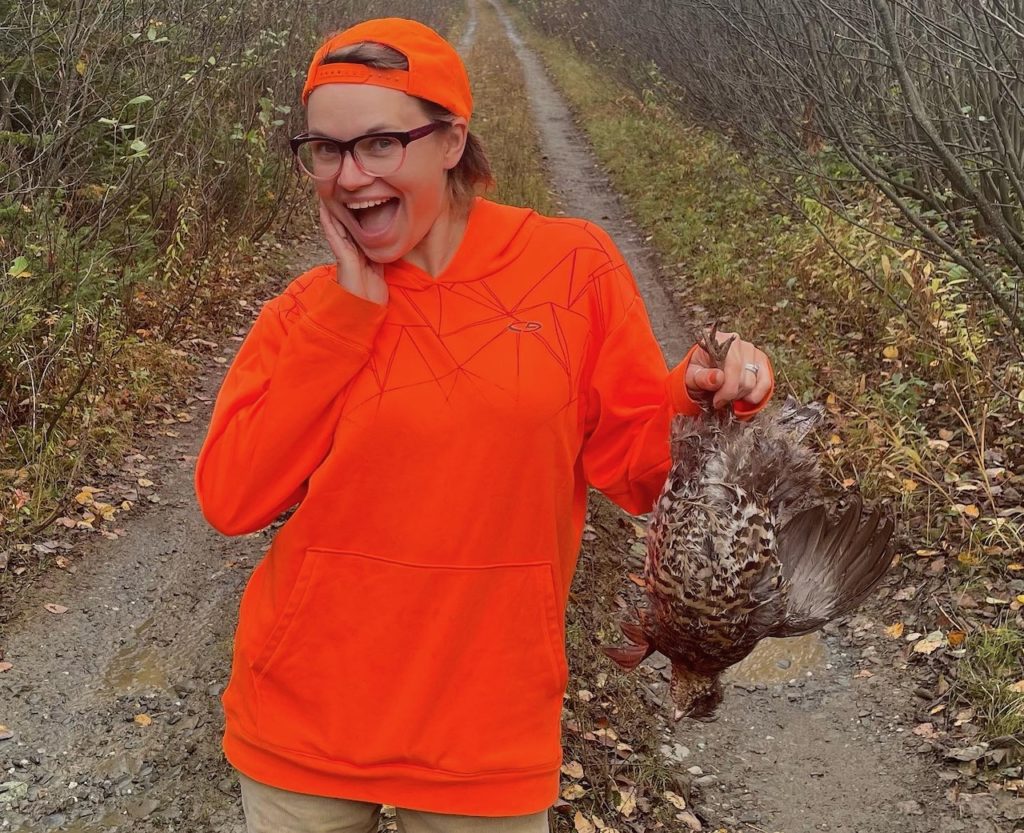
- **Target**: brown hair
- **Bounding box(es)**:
[321,41,495,213]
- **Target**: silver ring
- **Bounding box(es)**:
[743,362,761,376]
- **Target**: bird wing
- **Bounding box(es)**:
[770,497,894,637]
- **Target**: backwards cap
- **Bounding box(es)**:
[301,18,473,120]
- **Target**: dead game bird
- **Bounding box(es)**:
[601,324,895,721]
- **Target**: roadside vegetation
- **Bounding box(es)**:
[509,0,1024,791]
[0,1,460,615]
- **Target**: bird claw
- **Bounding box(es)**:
[696,321,736,370]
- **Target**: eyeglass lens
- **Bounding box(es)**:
[296,136,404,179]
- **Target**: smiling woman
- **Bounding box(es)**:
[193,15,776,833]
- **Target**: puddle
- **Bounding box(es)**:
[102,616,173,695]
[723,632,828,684]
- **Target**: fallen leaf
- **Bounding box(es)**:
[1008,680,1024,694]
[561,760,584,779]
[134,714,152,726]
[913,631,947,654]
[664,790,687,809]
[946,744,987,762]
[616,788,638,817]
[985,596,1009,605]
[1008,564,1024,572]
[627,573,645,587]
[0,662,12,672]
[44,603,68,614]
[562,783,586,800]
[885,622,905,638]
[913,722,938,738]
[574,811,597,833]
[947,630,966,648]
[902,479,918,493]
[882,345,899,359]
[577,689,594,702]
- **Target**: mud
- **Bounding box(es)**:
[0,2,976,832]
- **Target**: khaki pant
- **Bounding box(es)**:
[237,771,552,833]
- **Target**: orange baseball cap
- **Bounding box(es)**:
[301,18,473,120]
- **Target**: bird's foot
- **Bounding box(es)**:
[600,618,655,672]
[696,321,736,370]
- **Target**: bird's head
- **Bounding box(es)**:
[669,661,723,722]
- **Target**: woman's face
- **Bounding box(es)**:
[305,83,467,263]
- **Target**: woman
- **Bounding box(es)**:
[194,16,774,833]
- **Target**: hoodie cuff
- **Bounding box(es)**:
[667,342,776,421]
[297,267,388,348]
[666,343,704,417]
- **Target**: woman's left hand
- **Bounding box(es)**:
[684,330,773,410]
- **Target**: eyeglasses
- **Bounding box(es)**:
[289,121,447,179]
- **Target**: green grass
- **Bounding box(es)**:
[955,627,1024,739]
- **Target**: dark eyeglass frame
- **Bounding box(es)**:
[289,120,448,179]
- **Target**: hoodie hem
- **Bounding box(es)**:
[223,723,560,817]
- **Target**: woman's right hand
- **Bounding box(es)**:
[319,199,389,306]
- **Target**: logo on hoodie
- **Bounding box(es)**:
[507,321,542,332]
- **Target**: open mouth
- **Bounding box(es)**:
[348,197,400,237]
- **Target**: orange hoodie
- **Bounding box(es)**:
[194,196,772,815]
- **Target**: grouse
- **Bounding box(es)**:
[601,324,895,720]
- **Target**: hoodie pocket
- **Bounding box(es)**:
[250,548,568,774]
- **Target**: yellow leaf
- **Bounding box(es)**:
[574,812,597,833]
[956,503,980,518]
[1017,595,1024,604]
[882,345,899,359]
[1006,564,1024,572]
[902,479,919,493]
[1008,680,1024,694]
[75,58,87,76]
[134,713,152,726]
[616,788,638,817]
[885,622,905,638]
[913,631,946,654]
[880,254,891,277]
[829,434,843,445]
[948,630,966,648]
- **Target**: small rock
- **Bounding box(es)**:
[897,800,924,816]
[776,659,791,669]
[687,765,704,776]
[694,774,719,788]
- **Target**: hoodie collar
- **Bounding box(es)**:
[384,196,536,290]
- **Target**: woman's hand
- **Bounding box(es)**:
[319,199,388,306]
[684,329,773,410]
